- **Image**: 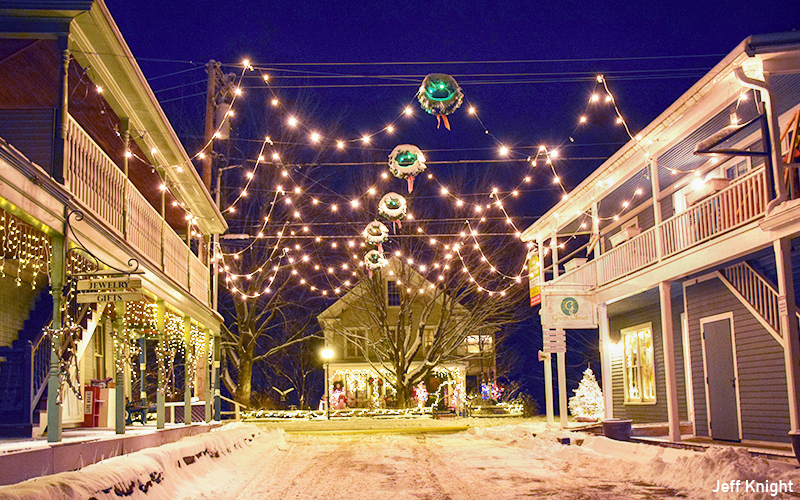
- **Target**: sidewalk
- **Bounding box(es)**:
[632,434,796,463]
[0,423,221,486]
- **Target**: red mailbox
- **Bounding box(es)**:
[83,385,103,427]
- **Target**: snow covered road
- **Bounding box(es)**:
[3,423,799,499]
[187,431,695,500]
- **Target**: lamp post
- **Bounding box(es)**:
[321,347,333,420]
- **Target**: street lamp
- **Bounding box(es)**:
[321,347,333,420]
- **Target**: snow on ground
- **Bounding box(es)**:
[1,421,799,499]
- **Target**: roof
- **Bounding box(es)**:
[317,256,468,322]
[521,31,800,244]
[0,0,227,235]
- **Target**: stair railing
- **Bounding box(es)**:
[29,325,51,421]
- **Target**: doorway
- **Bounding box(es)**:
[700,313,741,441]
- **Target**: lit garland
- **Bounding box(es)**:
[0,206,51,288]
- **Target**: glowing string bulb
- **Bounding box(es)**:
[271,99,279,106]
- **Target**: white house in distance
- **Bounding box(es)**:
[522,32,800,444]
[0,1,226,440]
[316,257,496,410]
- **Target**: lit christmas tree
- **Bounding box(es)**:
[568,366,604,421]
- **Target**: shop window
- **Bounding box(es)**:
[621,323,656,404]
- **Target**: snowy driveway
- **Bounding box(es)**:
[188,431,694,499]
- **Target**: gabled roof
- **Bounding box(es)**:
[0,0,227,235]
[317,256,468,322]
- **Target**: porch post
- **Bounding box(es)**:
[184,316,192,425]
[156,299,166,429]
[205,328,212,422]
[556,343,568,429]
[138,336,146,422]
[46,233,65,442]
[774,238,800,432]
[650,157,664,260]
[598,303,613,419]
[539,237,554,427]
[659,281,681,441]
[114,301,126,434]
[214,332,221,420]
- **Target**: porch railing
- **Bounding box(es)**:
[65,115,210,305]
[549,166,768,289]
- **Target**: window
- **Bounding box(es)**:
[345,333,365,358]
[387,280,401,306]
[466,335,493,354]
[621,323,656,404]
[725,159,750,180]
[93,324,106,379]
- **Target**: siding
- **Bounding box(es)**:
[608,296,687,424]
[0,109,56,172]
[685,277,790,443]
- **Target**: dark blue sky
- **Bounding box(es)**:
[106,0,797,200]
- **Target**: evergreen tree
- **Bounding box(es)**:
[568,365,604,420]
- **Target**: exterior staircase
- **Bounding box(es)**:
[718,261,798,347]
[0,288,52,437]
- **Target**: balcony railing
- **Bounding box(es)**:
[65,115,210,305]
[548,166,768,290]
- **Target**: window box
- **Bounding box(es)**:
[609,227,641,248]
[563,258,587,272]
[685,177,730,206]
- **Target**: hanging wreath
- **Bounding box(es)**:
[378,192,407,231]
[364,249,387,279]
[417,73,464,130]
[389,144,426,193]
[363,220,389,253]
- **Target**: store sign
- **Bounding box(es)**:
[76,292,142,304]
[528,252,541,306]
[542,329,566,353]
[77,278,142,291]
[541,292,597,329]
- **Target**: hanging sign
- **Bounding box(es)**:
[541,288,597,329]
[77,277,142,291]
[76,291,142,304]
[528,251,541,307]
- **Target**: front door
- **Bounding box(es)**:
[702,317,740,441]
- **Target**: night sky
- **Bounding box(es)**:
[105,0,797,408]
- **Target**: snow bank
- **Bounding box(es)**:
[465,424,800,499]
[0,424,284,500]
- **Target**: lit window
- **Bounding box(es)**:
[387,280,400,306]
[466,335,493,354]
[622,323,656,403]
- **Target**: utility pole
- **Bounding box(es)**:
[202,60,220,192]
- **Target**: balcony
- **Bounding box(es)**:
[64,115,209,304]
[550,166,769,290]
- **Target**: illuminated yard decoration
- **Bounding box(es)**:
[364,249,387,278]
[362,220,389,253]
[417,73,463,130]
[389,144,426,192]
[378,192,407,230]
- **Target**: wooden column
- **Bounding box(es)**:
[598,303,614,419]
[775,238,800,432]
[213,333,221,421]
[46,233,65,442]
[184,316,192,425]
[659,281,681,441]
[156,300,165,429]
[114,301,126,434]
[538,237,554,427]
[204,328,212,422]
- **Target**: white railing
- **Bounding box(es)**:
[661,167,767,257]
[721,262,780,334]
[65,116,125,234]
[597,226,659,284]
[189,252,209,303]
[555,259,597,287]
[549,167,769,290]
[164,226,189,288]
[65,115,210,303]
[125,179,162,265]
